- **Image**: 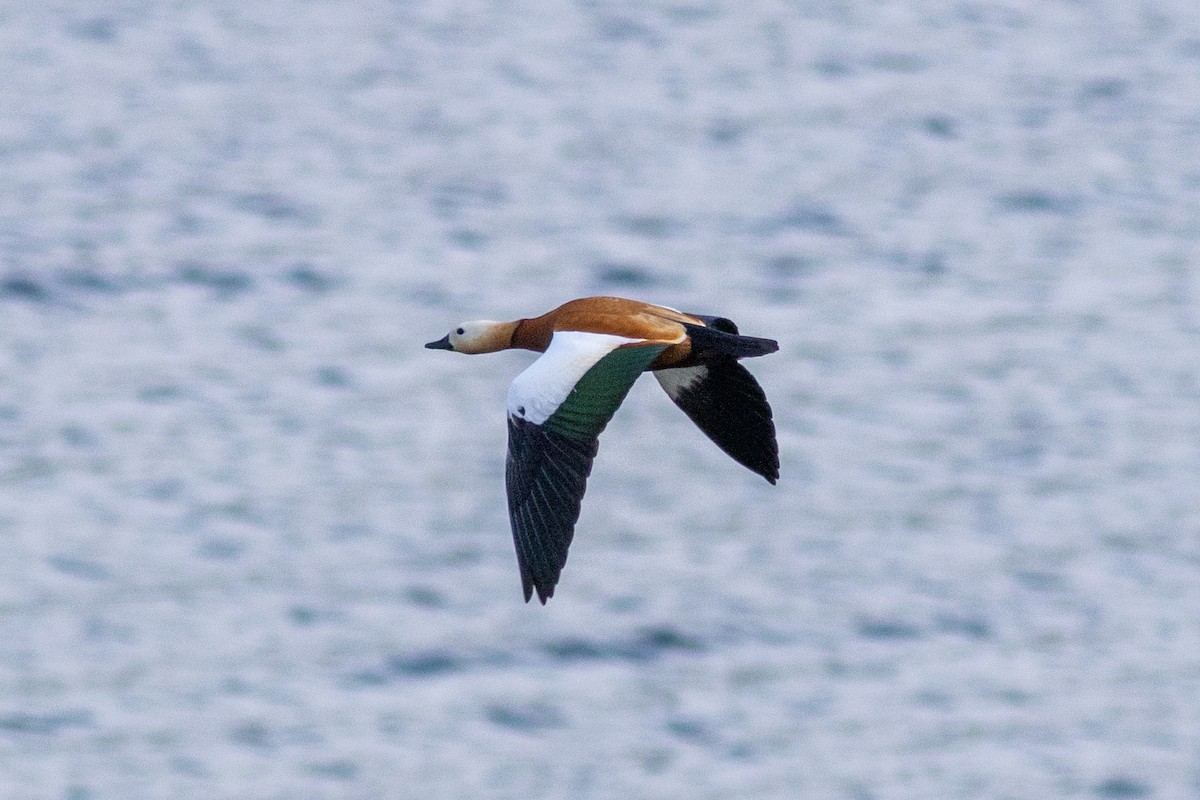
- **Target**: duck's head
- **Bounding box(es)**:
[425,320,514,354]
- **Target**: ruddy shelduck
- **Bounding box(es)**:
[426,296,779,603]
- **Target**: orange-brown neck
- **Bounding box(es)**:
[510,316,553,352]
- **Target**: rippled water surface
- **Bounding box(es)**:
[2,3,1199,798]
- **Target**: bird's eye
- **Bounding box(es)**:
[517,406,525,415]
[456,327,465,335]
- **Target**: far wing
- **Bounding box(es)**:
[655,358,779,484]
[506,332,670,603]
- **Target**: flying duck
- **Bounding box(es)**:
[426,296,779,603]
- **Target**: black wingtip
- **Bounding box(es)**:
[757,455,781,485]
[522,577,554,604]
[747,454,781,485]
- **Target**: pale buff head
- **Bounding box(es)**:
[425,320,516,354]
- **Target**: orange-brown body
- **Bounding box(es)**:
[510,297,699,369]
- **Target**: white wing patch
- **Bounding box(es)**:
[508,331,644,424]
[654,365,707,400]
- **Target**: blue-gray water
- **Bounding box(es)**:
[2,2,1199,798]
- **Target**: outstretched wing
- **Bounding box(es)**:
[655,358,779,484]
[506,331,672,603]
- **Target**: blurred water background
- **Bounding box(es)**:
[2,2,1199,798]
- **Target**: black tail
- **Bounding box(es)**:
[683,321,779,359]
